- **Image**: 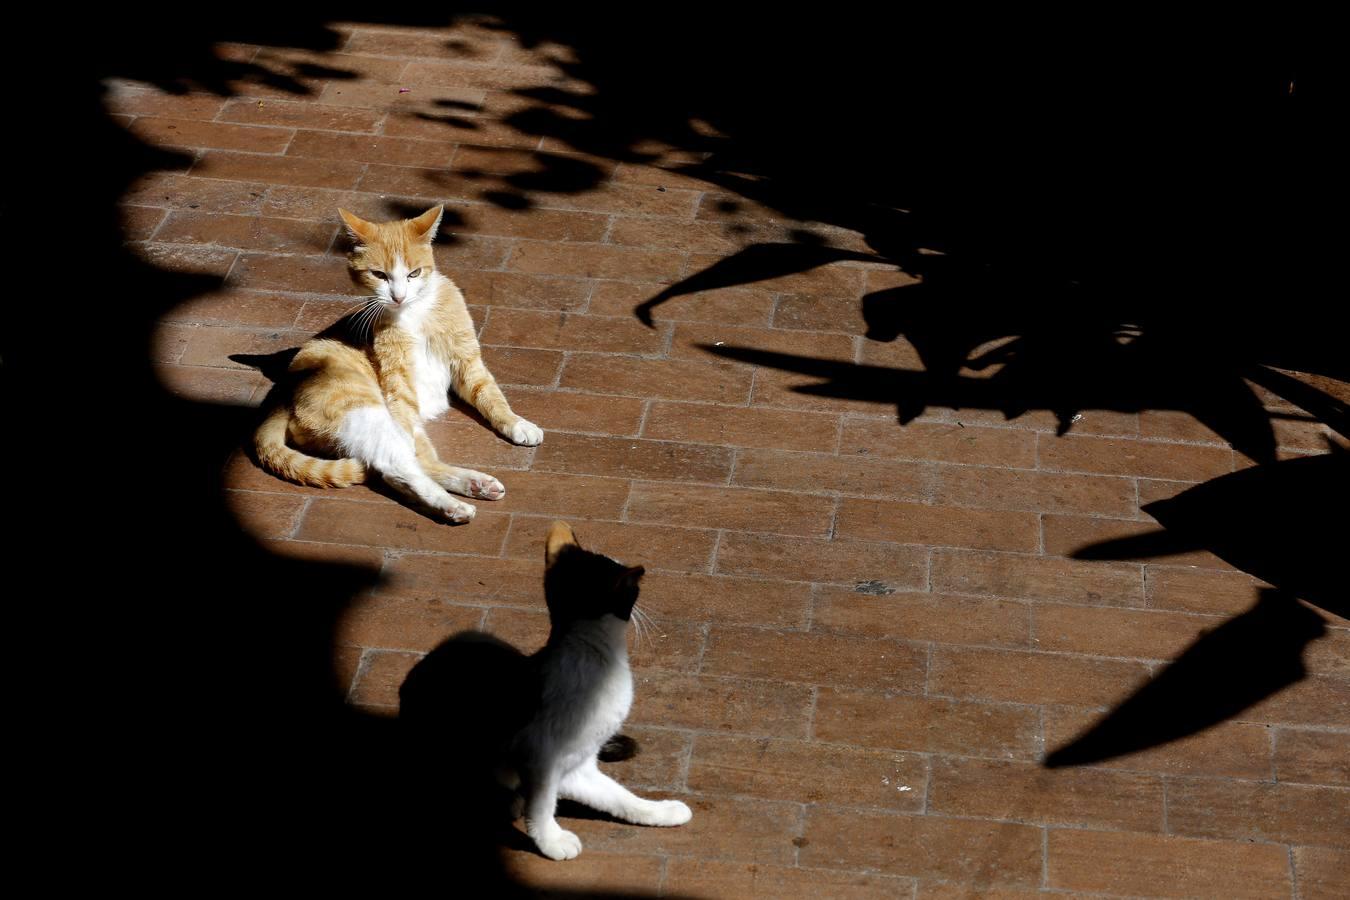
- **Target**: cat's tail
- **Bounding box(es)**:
[253,406,367,488]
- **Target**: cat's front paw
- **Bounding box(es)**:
[509,418,544,446]
[534,828,582,861]
[441,498,477,524]
[642,799,692,827]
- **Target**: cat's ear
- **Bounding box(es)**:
[338,208,377,245]
[408,205,444,244]
[617,566,645,590]
[545,520,579,567]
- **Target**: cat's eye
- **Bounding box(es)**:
[370,270,388,281]
[408,268,423,279]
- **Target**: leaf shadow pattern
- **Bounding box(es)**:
[461,10,1345,766]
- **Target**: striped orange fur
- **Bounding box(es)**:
[253,206,543,523]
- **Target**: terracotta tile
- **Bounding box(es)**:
[501,851,665,897]
[640,573,812,629]
[814,688,1039,759]
[480,309,668,354]
[122,172,269,214]
[481,346,563,386]
[929,756,1164,831]
[477,470,631,519]
[702,628,926,691]
[643,402,840,453]
[671,322,856,366]
[295,497,509,554]
[155,364,265,405]
[1144,566,1266,615]
[106,88,226,119]
[800,808,1043,886]
[716,534,927,588]
[504,389,645,437]
[565,795,801,864]
[379,553,543,608]
[774,294,870,335]
[812,589,1032,648]
[178,326,311,369]
[1275,729,1350,786]
[336,594,485,651]
[1167,777,1350,848]
[1042,708,1273,779]
[349,649,421,710]
[192,150,365,189]
[631,672,812,738]
[627,482,833,537]
[506,243,686,281]
[1046,828,1291,897]
[931,549,1144,607]
[588,280,775,326]
[505,516,716,574]
[129,117,293,153]
[225,490,307,539]
[155,211,336,254]
[836,499,1039,552]
[933,465,1137,517]
[218,97,381,132]
[1033,604,1225,660]
[531,434,733,483]
[688,735,926,809]
[684,251,866,297]
[1294,847,1350,900]
[1043,513,1233,570]
[163,287,307,328]
[227,253,354,294]
[1038,433,1234,480]
[561,355,753,405]
[452,269,592,311]
[929,646,1150,707]
[842,420,1038,468]
[732,449,931,501]
[601,726,692,792]
[665,858,916,900]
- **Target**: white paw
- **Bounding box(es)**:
[442,500,476,524]
[468,475,506,500]
[535,828,582,861]
[641,799,692,827]
[509,418,544,446]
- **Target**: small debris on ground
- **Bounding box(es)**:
[854,580,895,596]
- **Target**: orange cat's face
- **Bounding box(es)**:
[339,206,442,309]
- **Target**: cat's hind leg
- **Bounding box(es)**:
[559,757,692,827]
[413,431,505,500]
[336,407,477,523]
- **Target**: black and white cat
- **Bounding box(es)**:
[399,521,692,860]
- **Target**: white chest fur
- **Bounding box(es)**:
[525,619,634,772]
[410,338,452,420]
[392,299,452,421]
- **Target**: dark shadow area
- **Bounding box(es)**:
[26,6,1341,882]
[441,11,1344,767]
[1048,444,1349,766]
[1045,588,1328,767]
[24,9,677,895]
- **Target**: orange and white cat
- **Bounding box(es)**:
[254,206,542,523]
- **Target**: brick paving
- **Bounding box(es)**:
[110,18,1346,898]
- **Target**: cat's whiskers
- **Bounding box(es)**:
[629,603,658,652]
[352,297,385,343]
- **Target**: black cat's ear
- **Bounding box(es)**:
[617,565,645,591]
[545,521,579,567]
